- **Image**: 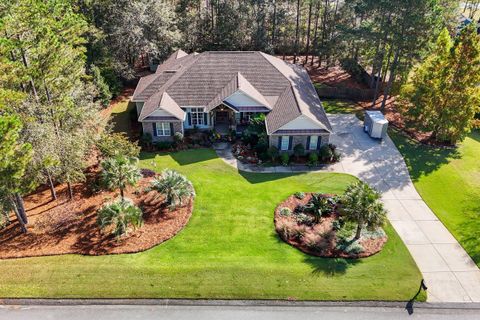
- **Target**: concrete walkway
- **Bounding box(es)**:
[215,114,480,303]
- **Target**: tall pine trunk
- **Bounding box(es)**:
[67,181,74,201]
[310,1,321,66]
[380,49,400,112]
[293,0,301,64]
[14,193,28,233]
[46,170,57,201]
[271,0,277,50]
[11,197,27,233]
[318,0,329,68]
[304,1,313,65]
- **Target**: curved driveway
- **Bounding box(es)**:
[215,114,480,303]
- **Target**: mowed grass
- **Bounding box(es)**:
[391,130,480,266]
[321,99,365,119]
[110,98,135,136]
[0,149,424,300]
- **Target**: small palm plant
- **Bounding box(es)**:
[97,197,143,237]
[149,169,195,210]
[304,194,334,223]
[340,181,387,240]
[100,156,142,200]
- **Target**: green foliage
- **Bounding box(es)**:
[97,197,143,237]
[319,144,333,162]
[155,140,174,150]
[0,115,33,231]
[293,143,305,159]
[401,26,480,144]
[340,58,369,84]
[267,146,279,162]
[100,156,142,199]
[294,192,305,200]
[150,169,195,210]
[295,213,315,226]
[308,152,319,166]
[90,64,112,107]
[301,194,335,224]
[97,132,140,159]
[241,114,267,147]
[173,132,184,145]
[140,133,153,148]
[336,238,365,255]
[280,152,289,166]
[340,181,387,240]
[279,207,291,217]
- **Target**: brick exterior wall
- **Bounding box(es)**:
[142,121,183,142]
[268,133,330,154]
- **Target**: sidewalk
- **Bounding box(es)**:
[214,114,480,303]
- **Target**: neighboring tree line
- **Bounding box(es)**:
[71,0,459,102]
[401,25,480,144]
[0,0,138,232]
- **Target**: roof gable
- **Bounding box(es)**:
[139,92,185,121]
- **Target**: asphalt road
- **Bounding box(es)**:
[1,304,479,320]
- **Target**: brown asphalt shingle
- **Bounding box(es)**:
[134,50,331,133]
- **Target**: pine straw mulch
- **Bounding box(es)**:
[274,193,387,259]
[0,176,194,259]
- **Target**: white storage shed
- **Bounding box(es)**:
[364,111,388,139]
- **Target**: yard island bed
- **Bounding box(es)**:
[0,149,424,301]
[0,173,194,259]
[275,193,387,259]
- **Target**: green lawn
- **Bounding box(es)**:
[391,130,480,266]
[0,149,424,300]
[110,98,136,137]
[321,99,365,119]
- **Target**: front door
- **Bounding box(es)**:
[216,111,229,124]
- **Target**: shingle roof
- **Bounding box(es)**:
[139,92,185,121]
[205,72,271,111]
[134,50,331,133]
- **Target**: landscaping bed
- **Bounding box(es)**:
[0,173,194,259]
[274,193,387,259]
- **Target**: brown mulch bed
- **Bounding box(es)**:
[0,176,194,259]
[274,193,387,259]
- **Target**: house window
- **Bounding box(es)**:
[156,122,171,136]
[190,108,205,126]
[242,112,257,122]
[281,136,290,151]
[309,136,319,150]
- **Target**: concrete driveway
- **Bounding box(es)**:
[327,114,480,303]
[216,114,480,302]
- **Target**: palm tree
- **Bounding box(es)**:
[97,197,143,237]
[150,169,195,210]
[340,181,387,240]
[100,156,142,200]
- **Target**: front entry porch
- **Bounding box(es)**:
[212,105,235,135]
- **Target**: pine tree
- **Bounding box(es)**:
[401,25,480,144]
[0,115,33,233]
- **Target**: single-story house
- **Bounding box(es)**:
[132,50,332,152]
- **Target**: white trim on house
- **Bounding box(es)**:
[280,136,289,151]
[224,90,264,108]
[309,136,318,150]
[156,122,172,136]
[183,106,210,129]
[277,115,325,131]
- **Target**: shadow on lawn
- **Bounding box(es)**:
[389,130,461,182]
[140,149,218,166]
[303,256,361,277]
[238,170,301,184]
